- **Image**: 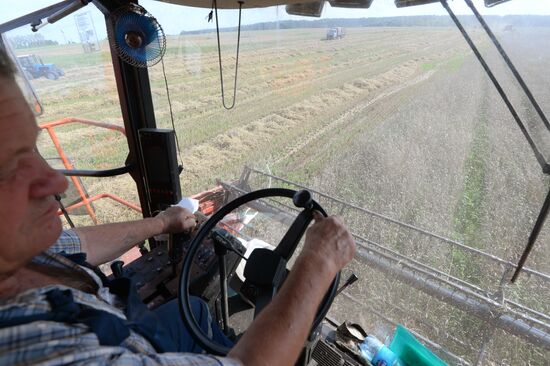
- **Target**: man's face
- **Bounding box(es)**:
[0,77,68,275]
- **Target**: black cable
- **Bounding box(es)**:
[213,0,243,110]
[34,146,76,228]
[55,194,75,228]
[440,0,548,173]
[160,57,184,166]
[463,0,550,133]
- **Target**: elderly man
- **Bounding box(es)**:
[0,47,356,365]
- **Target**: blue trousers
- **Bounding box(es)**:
[152,297,234,353]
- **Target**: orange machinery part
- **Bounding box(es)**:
[39,117,140,224]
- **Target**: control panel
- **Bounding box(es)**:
[121,229,246,309]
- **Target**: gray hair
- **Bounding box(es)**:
[0,45,15,81]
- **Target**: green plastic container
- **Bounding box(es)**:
[389,325,447,366]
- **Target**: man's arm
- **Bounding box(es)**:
[76,206,196,266]
[228,213,356,366]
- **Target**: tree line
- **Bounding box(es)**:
[9,34,59,49]
[181,15,550,35]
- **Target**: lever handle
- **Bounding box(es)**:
[110,260,125,279]
[335,273,358,296]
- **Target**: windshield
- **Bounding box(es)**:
[1,0,549,363]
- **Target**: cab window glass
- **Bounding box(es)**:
[148,1,550,363]
[2,3,138,226]
[1,0,548,363]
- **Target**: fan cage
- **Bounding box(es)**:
[109,4,167,68]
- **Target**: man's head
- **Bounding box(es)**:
[0,47,68,276]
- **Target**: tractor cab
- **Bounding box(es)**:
[0,0,549,364]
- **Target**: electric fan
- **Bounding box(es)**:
[108,4,166,68]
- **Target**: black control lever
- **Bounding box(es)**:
[211,230,232,335]
[169,233,186,276]
[335,273,359,297]
[211,229,247,260]
[274,190,315,259]
[110,260,125,279]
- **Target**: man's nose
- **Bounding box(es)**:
[29,159,69,199]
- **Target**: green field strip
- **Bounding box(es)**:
[450,100,489,285]
[445,83,491,352]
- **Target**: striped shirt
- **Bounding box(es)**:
[0,230,242,366]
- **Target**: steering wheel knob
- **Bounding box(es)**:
[293,189,313,209]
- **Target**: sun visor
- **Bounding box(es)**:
[286,1,324,17]
[394,0,439,8]
[329,0,373,9]
[485,0,512,7]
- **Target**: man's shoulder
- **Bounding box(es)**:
[0,284,123,319]
[0,285,105,356]
[0,285,242,365]
[0,285,243,366]
[0,285,125,363]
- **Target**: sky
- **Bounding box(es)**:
[1,0,549,43]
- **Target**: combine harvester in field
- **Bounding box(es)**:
[1,0,549,365]
[326,27,345,40]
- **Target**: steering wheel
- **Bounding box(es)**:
[178,188,340,355]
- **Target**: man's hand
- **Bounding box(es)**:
[301,211,356,274]
[156,206,197,235]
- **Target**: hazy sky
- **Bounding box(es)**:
[1,0,549,43]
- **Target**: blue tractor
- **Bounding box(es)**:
[17,54,64,80]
